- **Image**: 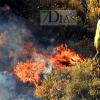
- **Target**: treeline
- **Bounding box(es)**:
[0,0,99,41]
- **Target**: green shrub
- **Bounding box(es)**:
[65,59,100,100]
[35,59,100,100]
[76,37,96,57]
[35,67,71,100]
[86,0,99,28]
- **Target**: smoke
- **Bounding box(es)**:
[66,39,87,55]
[0,6,41,100]
[0,5,84,100]
[0,73,16,100]
[0,5,55,100]
[0,73,40,100]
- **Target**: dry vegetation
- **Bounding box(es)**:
[35,59,100,100]
[33,0,100,100]
[0,0,100,100]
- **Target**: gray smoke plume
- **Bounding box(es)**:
[0,5,55,100]
[0,6,41,100]
[0,73,40,100]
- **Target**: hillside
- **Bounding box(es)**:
[0,0,100,100]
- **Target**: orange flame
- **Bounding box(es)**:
[49,44,84,68]
[14,60,46,88]
[14,42,85,88]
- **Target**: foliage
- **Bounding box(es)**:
[76,37,96,57]
[0,0,99,41]
[0,0,98,27]
[35,59,100,100]
[0,1,100,100]
[86,0,99,27]
[35,67,71,100]
[65,59,100,100]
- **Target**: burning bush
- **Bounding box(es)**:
[14,43,84,89]
[49,44,84,68]
[14,60,46,87]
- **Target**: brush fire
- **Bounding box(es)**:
[14,42,84,88]
[0,5,85,99]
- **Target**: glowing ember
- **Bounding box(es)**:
[5,6,10,10]
[0,5,10,11]
[0,30,8,45]
[14,43,84,88]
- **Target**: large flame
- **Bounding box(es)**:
[0,6,85,99]
[14,42,84,88]
[0,30,84,88]
[0,6,84,89]
[49,44,84,68]
[14,60,46,88]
